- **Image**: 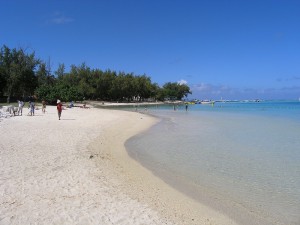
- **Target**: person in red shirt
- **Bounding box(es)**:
[57,99,63,120]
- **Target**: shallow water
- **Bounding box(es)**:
[125,101,300,225]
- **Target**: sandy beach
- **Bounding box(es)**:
[0,104,237,225]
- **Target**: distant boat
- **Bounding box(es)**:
[200,100,215,105]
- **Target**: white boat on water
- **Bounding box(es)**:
[200,100,215,105]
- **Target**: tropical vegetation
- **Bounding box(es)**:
[0,45,191,103]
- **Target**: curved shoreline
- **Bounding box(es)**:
[0,105,237,224]
[124,112,282,225]
[89,108,238,225]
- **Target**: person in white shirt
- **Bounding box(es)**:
[18,100,24,116]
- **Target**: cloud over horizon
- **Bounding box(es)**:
[178,79,188,85]
[190,83,300,100]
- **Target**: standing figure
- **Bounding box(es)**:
[185,103,188,111]
[57,99,63,120]
[42,100,46,113]
[28,101,35,116]
[18,100,24,116]
[69,101,74,108]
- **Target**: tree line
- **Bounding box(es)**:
[0,45,191,104]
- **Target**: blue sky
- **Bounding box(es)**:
[1,0,300,100]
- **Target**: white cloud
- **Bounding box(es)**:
[178,79,188,85]
[190,82,300,100]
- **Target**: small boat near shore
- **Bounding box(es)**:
[186,99,215,105]
[200,100,215,105]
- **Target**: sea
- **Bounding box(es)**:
[122,101,300,225]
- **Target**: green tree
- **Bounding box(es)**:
[163,82,191,100]
[55,63,65,79]
[135,75,153,101]
[36,61,56,87]
[97,70,116,100]
[0,45,39,102]
[1,44,192,103]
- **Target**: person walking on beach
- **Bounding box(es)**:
[57,99,63,120]
[42,100,46,113]
[185,103,188,111]
[18,100,24,116]
[28,101,35,116]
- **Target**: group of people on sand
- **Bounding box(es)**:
[28,99,63,120]
[3,99,88,120]
[12,99,63,120]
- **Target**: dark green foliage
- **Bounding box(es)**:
[35,84,83,104]
[0,45,39,102]
[163,82,192,100]
[0,45,191,103]
[36,62,56,87]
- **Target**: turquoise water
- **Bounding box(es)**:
[125,101,300,225]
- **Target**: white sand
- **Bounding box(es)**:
[0,105,238,225]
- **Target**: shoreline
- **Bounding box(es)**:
[122,104,300,225]
[0,105,237,224]
[124,112,279,225]
[88,107,238,225]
